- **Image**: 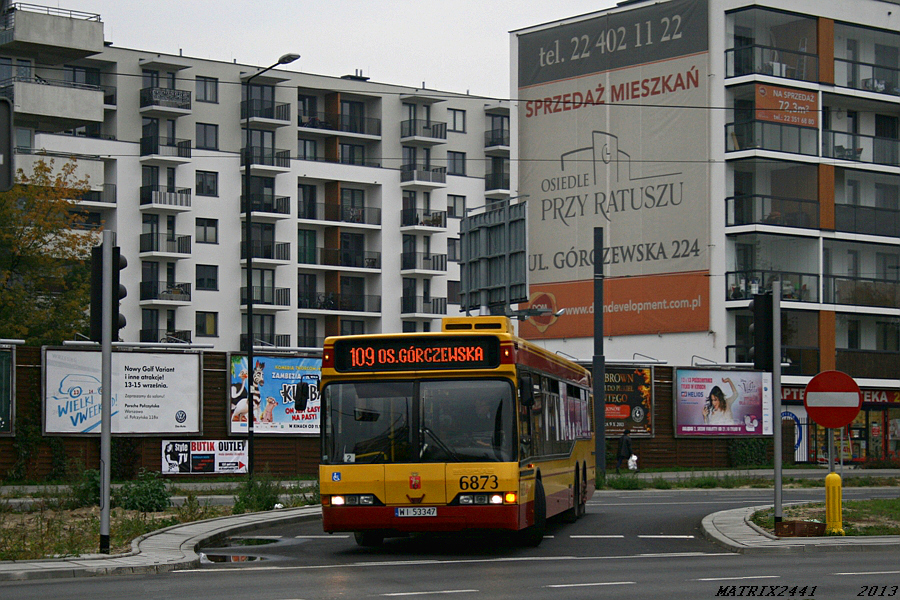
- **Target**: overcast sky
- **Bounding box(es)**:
[73,0,617,99]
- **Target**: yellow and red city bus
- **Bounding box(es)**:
[319,315,595,546]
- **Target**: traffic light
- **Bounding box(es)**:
[90,244,127,342]
[748,292,774,371]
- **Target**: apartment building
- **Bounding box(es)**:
[514,0,900,462]
[0,3,510,350]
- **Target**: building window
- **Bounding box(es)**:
[340,143,365,166]
[447,280,461,304]
[195,171,218,197]
[402,321,417,333]
[448,108,466,132]
[196,76,218,103]
[195,218,219,244]
[196,123,218,150]
[298,137,317,160]
[447,151,466,176]
[196,265,218,291]
[298,317,317,347]
[196,312,218,337]
[341,320,365,336]
[298,94,318,121]
[448,194,466,218]
[298,183,317,219]
[877,320,900,352]
[448,238,460,262]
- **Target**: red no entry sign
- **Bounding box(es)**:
[803,370,862,429]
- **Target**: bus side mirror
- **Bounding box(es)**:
[520,374,534,408]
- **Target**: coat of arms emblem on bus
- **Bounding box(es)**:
[409,474,421,489]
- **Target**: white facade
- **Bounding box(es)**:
[514,0,900,391]
[1,3,510,351]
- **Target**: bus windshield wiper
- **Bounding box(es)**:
[421,427,460,461]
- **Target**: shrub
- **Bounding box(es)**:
[113,469,171,512]
[232,473,281,514]
[727,438,770,467]
[68,468,101,508]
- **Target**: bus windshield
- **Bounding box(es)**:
[323,379,514,464]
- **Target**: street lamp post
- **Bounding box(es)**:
[244,53,299,479]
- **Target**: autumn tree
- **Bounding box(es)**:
[0,157,98,345]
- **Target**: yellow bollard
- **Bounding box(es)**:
[825,471,844,535]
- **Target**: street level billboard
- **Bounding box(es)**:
[675,369,773,437]
[516,0,710,339]
[229,355,321,435]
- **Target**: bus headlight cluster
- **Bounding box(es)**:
[459,493,514,505]
[330,494,375,506]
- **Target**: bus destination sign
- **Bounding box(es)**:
[333,336,502,372]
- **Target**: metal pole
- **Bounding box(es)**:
[99,230,112,553]
[772,280,782,523]
[244,76,255,480]
[592,227,606,478]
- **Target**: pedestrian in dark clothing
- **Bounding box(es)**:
[616,429,632,475]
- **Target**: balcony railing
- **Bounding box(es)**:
[401,119,447,140]
[241,99,291,122]
[400,208,446,228]
[726,120,818,155]
[834,57,900,96]
[835,203,900,238]
[140,135,192,159]
[240,286,291,307]
[139,280,192,302]
[298,111,382,136]
[726,194,818,228]
[401,252,448,272]
[140,329,192,344]
[140,184,191,208]
[139,233,191,254]
[139,87,191,111]
[240,240,291,261]
[726,270,819,302]
[297,202,381,225]
[241,193,290,216]
[400,165,446,184]
[823,130,900,167]
[298,247,380,269]
[79,183,116,204]
[727,344,819,376]
[485,171,511,191]
[725,44,818,83]
[837,349,900,379]
[823,275,900,309]
[485,129,510,148]
[400,296,448,315]
[296,336,325,349]
[240,333,291,351]
[298,292,382,312]
[242,147,291,168]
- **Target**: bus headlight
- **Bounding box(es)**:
[331,495,346,506]
[329,494,375,506]
[458,493,513,505]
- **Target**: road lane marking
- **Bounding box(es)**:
[570,535,625,538]
[545,582,635,588]
[835,571,900,576]
[638,535,695,539]
[294,535,350,539]
[694,576,780,582]
[381,591,478,596]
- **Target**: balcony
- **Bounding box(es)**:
[400,208,446,229]
[298,292,381,313]
[400,119,447,145]
[726,195,818,229]
[725,44,818,83]
[837,349,900,380]
[296,335,325,349]
[298,111,382,138]
[15,148,103,187]
[824,276,900,309]
[0,76,103,131]
[139,233,191,256]
[298,202,381,226]
[139,280,192,303]
[240,286,291,310]
[139,135,192,165]
[726,120,818,156]
[139,86,191,117]
[401,252,448,273]
[241,192,291,221]
[400,164,446,189]
[823,130,900,167]
[400,296,448,317]
[140,329,192,344]
[484,129,510,156]
[241,99,292,129]
[139,184,191,212]
[298,247,381,270]
[78,183,116,207]
[240,240,291,263]
[241,147,291,175]
[241,333,291,352]
[485,171,511,199]
[834,59,900,97]
[0,5,103,64]
[728,345,819,376]
[835,203,900,238]
[726,270,819,302]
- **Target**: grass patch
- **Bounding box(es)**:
[751,497,900,536]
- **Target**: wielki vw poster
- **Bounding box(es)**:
[44,349,201,434]
[229,355,321,435]
[516,0,710,339]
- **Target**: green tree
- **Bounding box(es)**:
[0,157,96,345]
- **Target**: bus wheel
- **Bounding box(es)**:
[519,479,546,546]
[576,466,587,518]
[354,531,385,547]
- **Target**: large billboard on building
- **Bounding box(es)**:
[43,349,201,434]
[229,355,321,435]
[516,0,711,339]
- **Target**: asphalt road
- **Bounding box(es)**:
[3,487,898,600]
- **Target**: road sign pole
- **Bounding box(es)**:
[772,281,782,524]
